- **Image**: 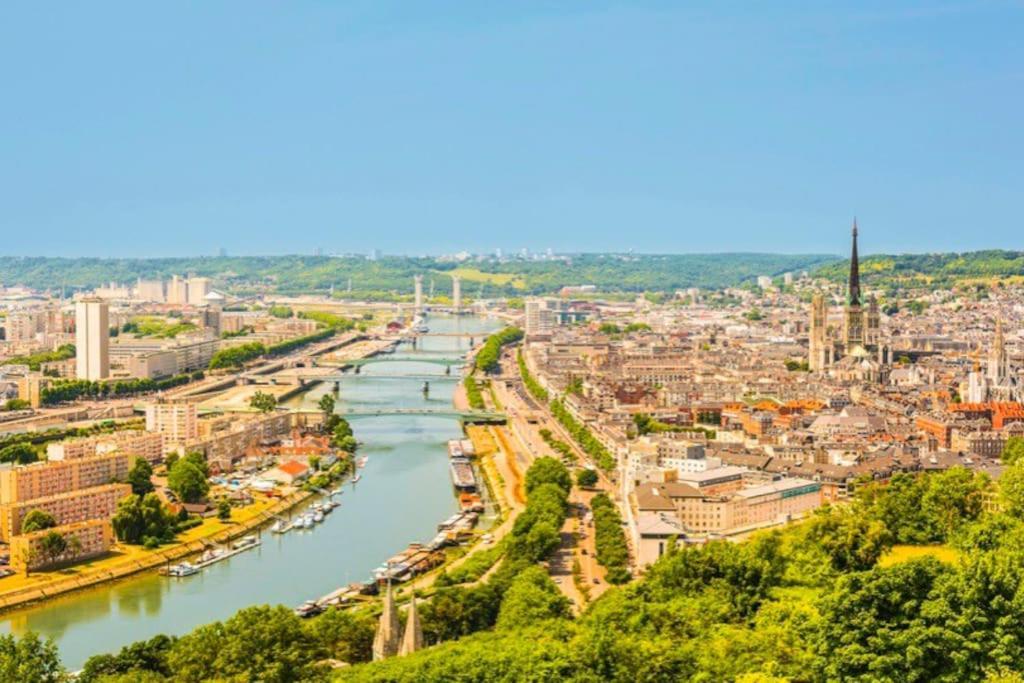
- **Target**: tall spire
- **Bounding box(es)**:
[398,597,423,656]
[372,581,401,661]
[848,218,861,306]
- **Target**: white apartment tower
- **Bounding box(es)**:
[413,275,424,314]
[75,298,109,380]
[451,274,462,310]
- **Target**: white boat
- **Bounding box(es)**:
[351,473,361,484]
[330,487,343,496]
[167,562,199,577]
[313,511,325,524]
[357,456,369,468]
[198,548,225,564]
[232,535,260,550]
[270,520,287,534]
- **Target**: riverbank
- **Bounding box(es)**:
[0,488,316,614]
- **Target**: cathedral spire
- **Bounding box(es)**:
[848,218,861,306]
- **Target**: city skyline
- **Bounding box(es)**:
[2,2,1022,257]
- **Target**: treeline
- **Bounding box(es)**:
[813,249,1024,289]
[463,376,485,410]
[267,327,334,356]
[208,342,266,369]
[590,493,630,584]
[0,253,839,297]
[550,399,615,471]
[517,349,548,402]
[474,327,523,374]
[41,373,198,405]
[1,344,74,371]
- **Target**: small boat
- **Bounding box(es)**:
[198,548,225,564]
[313,511,325,524]
[294,600,325,618]
[357,456,369,468]
[294,515,310,530]
[351,473,361,484]
[270,520,286,534]
[330,487,343,496]
[232,535,260,550]
[167,562,199,577]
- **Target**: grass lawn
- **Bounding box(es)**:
[879,544,960,567]
[440,267,527,290]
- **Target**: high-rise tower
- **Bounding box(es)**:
[75,298,109,380]
[451,274,462,311]
[413,275,424,314]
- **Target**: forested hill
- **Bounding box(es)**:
[813,250,1024,288]
[0,253,838,297]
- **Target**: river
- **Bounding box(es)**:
[0,313,502,670]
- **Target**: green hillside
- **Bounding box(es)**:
[814,250,1024,288]
[0,253,839,298]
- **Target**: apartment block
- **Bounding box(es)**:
[0,452,133,504]
[0,483,131,541]
[145,401,199,447]
[46,431,164,465]
[9,519,114,571]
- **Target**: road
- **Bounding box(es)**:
[487,352,622,608]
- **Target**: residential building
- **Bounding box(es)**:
[145,401,199,448]
[10,519,114,571]
[0,483,131,541]
[0,452,133,504]
[75,298,109,380]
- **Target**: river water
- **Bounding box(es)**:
[0,313,501,669]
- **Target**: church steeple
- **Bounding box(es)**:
[848,218,861,306]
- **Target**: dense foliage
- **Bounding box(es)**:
[550,399,615,471]
[590,493,631,584]
[474,326,523,374]
[208,342,266,370]
[517,349,549,402]
[12,464,1024,681]
[111,493,178,546]
[463,376,485,410]
[0,344,75,371]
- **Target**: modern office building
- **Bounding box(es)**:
[75,298,109,380]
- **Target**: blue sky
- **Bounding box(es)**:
[0,1,1020,257]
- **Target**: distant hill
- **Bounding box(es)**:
[0,253,840,297]
[813,250,1024,289]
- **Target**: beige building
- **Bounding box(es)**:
[75,298,110,380]
[47,431,164,465]
[188,411,293,472]
[135,279,166,303]
[10,519,114,572]
[145,401,199,448]
[187,277,212,306]
[0,452,133,504]
[167,275,188,305]
[0,483,131,541]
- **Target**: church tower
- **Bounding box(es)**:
[808,292,829,371]
[842,219,865,350]
[989,319,1009,384]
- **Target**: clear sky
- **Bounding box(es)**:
[1,1,1020,258]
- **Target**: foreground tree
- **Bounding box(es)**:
[20,510,57,534]
[0,632,65,683]
[127,458,155,497]
[167,459,209,504]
